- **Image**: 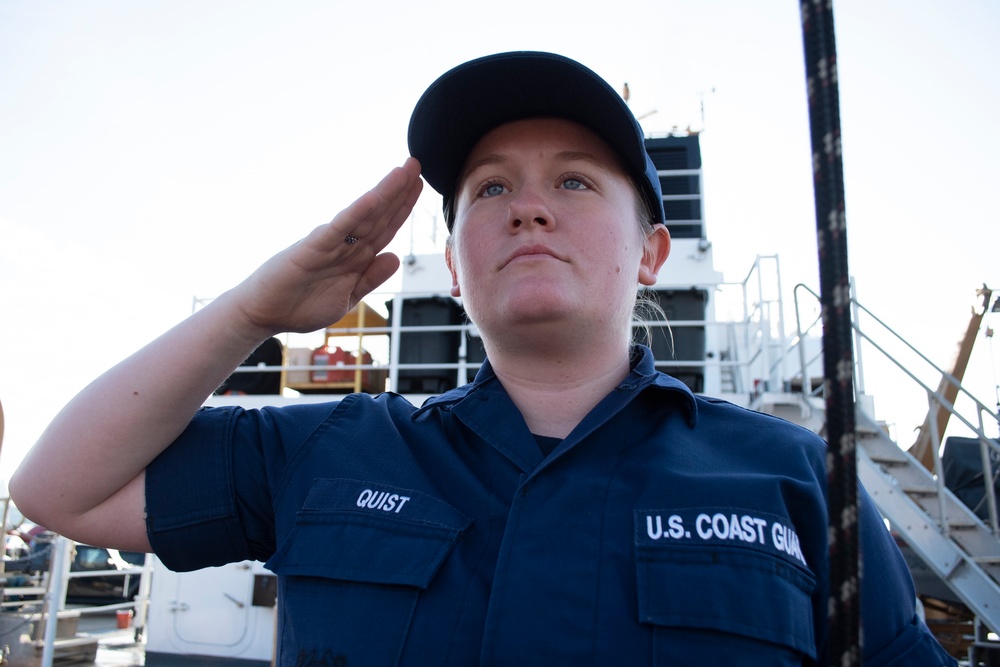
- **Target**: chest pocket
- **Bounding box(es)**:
[635,512,817,665]
[267,478,471,667]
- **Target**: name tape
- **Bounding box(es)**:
[640,510,808,567]
[356,488,411,514]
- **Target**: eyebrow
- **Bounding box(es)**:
[461,153,508,178]
[554,151,611,171]
[462,150,612,179]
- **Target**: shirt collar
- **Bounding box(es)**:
[620,344,699,427]
[416,345,698,427]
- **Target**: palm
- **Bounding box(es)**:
[234,159,422,335]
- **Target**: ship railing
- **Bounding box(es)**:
[0,517,154,667]
[215,255,794,404]
[685,254,791,397]
[227,316,760,399]
[792,282,1000,536]
[789,283,826,400]
[714,254,793,398]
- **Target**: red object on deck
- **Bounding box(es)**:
[311,345,355,383]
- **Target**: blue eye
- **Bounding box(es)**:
[562,177,588,190]
[484,183,506,197]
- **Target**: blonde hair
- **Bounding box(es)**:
[630,179,667,347]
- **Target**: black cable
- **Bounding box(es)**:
[799,1,861,664]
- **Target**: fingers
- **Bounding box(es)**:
[352,252,402,304]
[335,159,422,304]
[325,158,423,254]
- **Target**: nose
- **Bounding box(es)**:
[508,186,554,231]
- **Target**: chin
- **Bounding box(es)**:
[502,296,586,328]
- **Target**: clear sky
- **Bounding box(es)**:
[1,1,998,482]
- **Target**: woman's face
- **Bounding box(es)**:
[446,118,668,345]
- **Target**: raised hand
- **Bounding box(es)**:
[7,157,424,550]
[229,157,423,339]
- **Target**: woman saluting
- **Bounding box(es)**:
[11,52,953,666]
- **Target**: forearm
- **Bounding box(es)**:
[9,290,270,547]
[10,158,422,550]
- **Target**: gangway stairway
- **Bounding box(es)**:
[780,282,1000,661]
[855,409,1000,633]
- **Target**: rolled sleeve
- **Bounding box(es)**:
[145,406,255,571]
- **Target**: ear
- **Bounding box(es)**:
[445,243,461,297]
[638,224,671,286]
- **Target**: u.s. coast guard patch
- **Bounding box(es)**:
[635,507,810,568]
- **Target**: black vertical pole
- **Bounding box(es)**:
[799,1,861,665]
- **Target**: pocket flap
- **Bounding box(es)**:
[267,478,471,589]
[636,510,817,658]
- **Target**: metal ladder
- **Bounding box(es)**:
[786,283,1000,660]
[855,409,1000,634]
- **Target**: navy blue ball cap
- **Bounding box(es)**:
[407,51,665,229]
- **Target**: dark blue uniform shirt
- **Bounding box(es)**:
[146,346,955,666]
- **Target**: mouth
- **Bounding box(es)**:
[501,244,564,269]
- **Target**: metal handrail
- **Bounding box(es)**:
[217,256,792,401]
[193,247,805,401]
[0,529,156,667]
[793,283,1000,535]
